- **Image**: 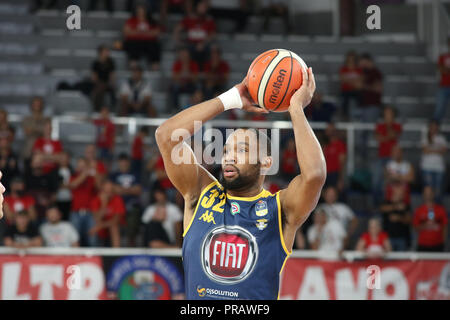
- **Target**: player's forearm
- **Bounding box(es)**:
[289,107,326,182]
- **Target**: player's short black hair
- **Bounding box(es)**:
[240,127,272,158]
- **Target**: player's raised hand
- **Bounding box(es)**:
[235,77,269,114]
[289,67,316,111]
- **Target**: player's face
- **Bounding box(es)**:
[220,130,261,191]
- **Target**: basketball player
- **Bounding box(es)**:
[156,67,326,299]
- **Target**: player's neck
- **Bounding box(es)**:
[226,184,264,198]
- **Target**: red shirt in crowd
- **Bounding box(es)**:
[132,135,144,160]
[375,122,402,158]
[4,195,35,224]
[181,16,216,44]
[385,182,411,205]
[203,60,230,75]
[339,66,362,92]
[323,139,347,173]
[360,231,389,251]
[32,138,63,173]
[172,60,199,84]
[438,53,450,87]
[413,204,448,247]
[155,155,173,189]
[94,119,115,150]
[70,174,97,211]
[90,195,126,239]
[124,17,161,41]
[281,149,297,175]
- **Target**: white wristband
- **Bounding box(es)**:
[218,87,243,111]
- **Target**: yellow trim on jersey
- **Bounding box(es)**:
[183,180,218,237]
[277,255,290,300]
[226,189,273,201]
[276,191,292,256]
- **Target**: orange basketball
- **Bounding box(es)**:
[247,49,308,112]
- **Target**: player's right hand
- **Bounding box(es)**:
[236,77,269,114]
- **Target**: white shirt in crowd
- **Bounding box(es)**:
[119,79,152,103]
[316,203,355,230]
[307,220,347,253]
[420,134,447,173]
[141,203,183,244]
[40,222,79,247]
[385,159,413,177]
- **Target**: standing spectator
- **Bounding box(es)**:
[373,106,402,204]
[90,45,116,112]
[56,151,73,221]
[123,4,162,70]
[384,145,414,206]
[22,96,49,164]
[356,218,391,259]
[304,92,337,123]
[379,183,411,251]
[131,127,149,176]
[68,157,98,247]
[280,138,298,182]
[433,37,450,121]
[32,120,63,174]
[202,45,230,99]
[260,0,292,34]
[322,122,347,191]
[316,186,358,248]
[4,177,38,224]
[93,106,116,164]
[84,144,108,189]
[141,188,183,248]
[413,186,448,252]
[174,0,216,65]
[3,210,42,249]
[40,206,79,247]
[119,64,156,117]
[90,180,126,247]
[0,135,20,193]
[110,153,143,247]
[420,120,448,202]
[307,209,347,256]
[339,51,362,120]
[169,48,200,110]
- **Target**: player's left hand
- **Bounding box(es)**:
[235,77,269,114]
[289,67,316,111]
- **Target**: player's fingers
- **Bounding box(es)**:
[247,105,269,114]
[308,67,316,91]
[301,66,309,88]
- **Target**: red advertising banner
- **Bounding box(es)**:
[279,258,450,300]
[0,255,106,300]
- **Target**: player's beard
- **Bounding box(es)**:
[220,163,261,192]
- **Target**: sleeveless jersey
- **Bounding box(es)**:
[182,180,291,300]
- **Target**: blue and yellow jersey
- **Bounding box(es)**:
[182,180,291,300]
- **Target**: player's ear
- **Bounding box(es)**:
[260,156,272,174]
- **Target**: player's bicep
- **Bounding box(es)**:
[280,174,325,227]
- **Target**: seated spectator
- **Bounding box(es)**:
[110,153,143,247]
[142,188,183,248]
[373,106,402,205]
[93,106,115,164]
[322,122,347,192]
[174,0,216,65]
[280,138,298,181]
[0,135,20,193]
[119,64,156,117]
[40,206,79,247]
[147,152,175,201]
[56,151,73,221]
[4,210,42,249]
[169,48,200,110]
[420,120,447,202]
[356,218,391,259]
[304,92,337,122]
[90,45,116,112]
[379,183,411,251]
[24,153,59,223]
[339,51,362,120]
[433,36,450,121]
[307,209,347,256]
[131,127,149,176]
[22,96,49,164]
[260,0,292,34]
[68,157,98,247]
[32,120,63,174]
[84,144,108,189]
[316,186,358,248]
[4,177,38,224]
[202,45,230,99]
[123,4,162,70]
[413,186,448,252]
[90,180,126,247]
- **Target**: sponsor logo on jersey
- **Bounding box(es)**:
[255,219,268,230]
[196,285,206,297]
[230,202,240,216]
[196,285,239,299]
[255,200,268,217]
[201,226,258,284]
[198,210,216,225]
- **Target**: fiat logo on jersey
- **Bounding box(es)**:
[201,226,258,284]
